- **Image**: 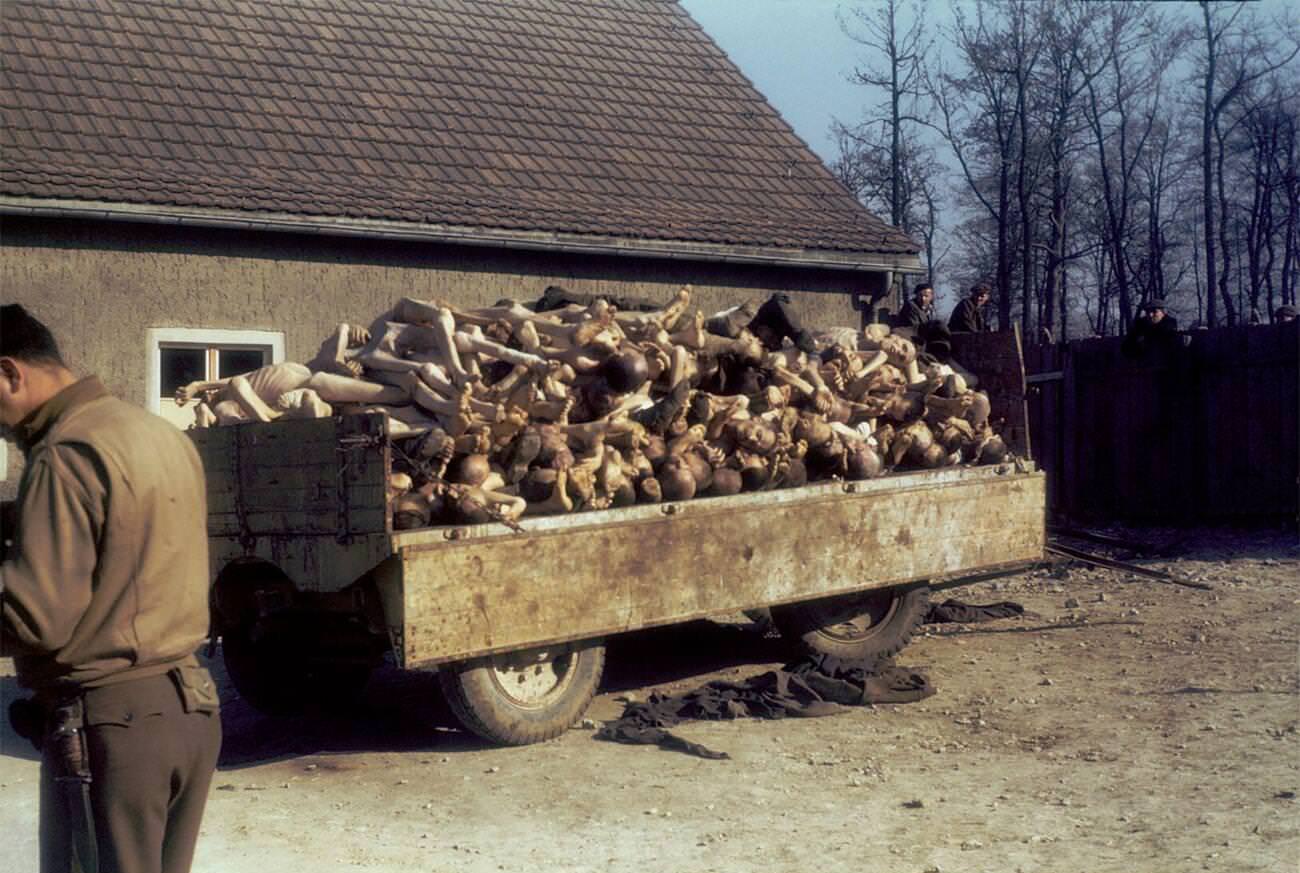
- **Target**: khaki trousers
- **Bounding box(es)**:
[39,670,222,873]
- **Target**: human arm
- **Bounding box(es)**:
[895,301,925,329]
[948,300,976,333]
[175,377,232,405]
[0,445,104,657]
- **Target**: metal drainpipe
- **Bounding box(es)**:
[851,270,893,329]
[884,270,895,325]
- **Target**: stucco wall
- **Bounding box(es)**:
[1,216,889,489]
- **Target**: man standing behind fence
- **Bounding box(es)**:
[948,284,991,333]
[0,304,221,873]
[1122,298,1181,357]
[894,283,936,329]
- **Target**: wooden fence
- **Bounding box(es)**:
[1022,323,1298,524]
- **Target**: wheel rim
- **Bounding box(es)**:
[808,590,901,642]
[487,646,578,710]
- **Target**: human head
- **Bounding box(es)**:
[1142,298,1167,324]
[970,284,991,307]
[913,283,934,307]
[1276,304,1297,324]
[0,304,73,430]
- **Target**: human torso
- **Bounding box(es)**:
[10,390,211,690]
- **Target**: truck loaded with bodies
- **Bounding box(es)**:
[186,288,1045,745]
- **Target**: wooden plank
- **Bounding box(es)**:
[205,468,337,499]
[1069,340,1109,519]
[1043,344,1065,518]
[1029,325,1297,523]
[194,414,390,539]
[206,485,386,517]
[209,508,387,537]
[1060,343,1078,520]
[393,469,1046,666]
[208,533,395,596]
[950,327,1032,460]
[1240,328,1271,515]
[1206,329,1247,517]
[1278,324,1300,519]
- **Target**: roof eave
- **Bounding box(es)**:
[0,197,925,274]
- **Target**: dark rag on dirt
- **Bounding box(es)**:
[924,599,1025,624]
[595,653,934,759]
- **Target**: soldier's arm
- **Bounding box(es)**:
[0,446,104,657]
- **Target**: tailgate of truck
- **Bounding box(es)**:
[385,464,1045,667]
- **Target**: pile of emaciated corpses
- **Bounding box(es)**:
[178,288,1009,529]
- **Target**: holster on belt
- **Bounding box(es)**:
[47,696,100,873]
[169,663,220,714]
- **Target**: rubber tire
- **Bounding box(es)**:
[771,584,930,661]
[221,625,372,717]
[438,640,605,746]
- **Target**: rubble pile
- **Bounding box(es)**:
[179,288,1008,529]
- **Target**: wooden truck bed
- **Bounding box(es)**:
[379,464,1044,667]
[191,414,1045,670]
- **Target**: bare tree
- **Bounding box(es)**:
[1035,0,1107,340]
[1277,88,1300,312]
[1078,2,1181,329]
[834,0,945,305]
[929,0,1026,329]
[838,0,932,230]
[1195,0,1299,326]
[833,125,942,275]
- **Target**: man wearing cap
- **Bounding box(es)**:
[894,283,936,330]
[1122,298,1181,356]
[1275,304,1297,324]
[948,283,992,334]
[1,304,221,873]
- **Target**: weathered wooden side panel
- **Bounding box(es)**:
[190,414,393,591]
[950,327,1032,460]
[391,467,1045,667]
[1024,324,1297,522]
[206,533,394,597]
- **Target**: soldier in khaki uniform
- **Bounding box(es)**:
[1,305,221,873]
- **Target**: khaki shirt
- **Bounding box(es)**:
[1,376,210,691]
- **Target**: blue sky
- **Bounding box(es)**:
[679,0,1294,166]
[678,0,1295,307]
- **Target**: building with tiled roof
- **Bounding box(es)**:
[1,0,920,456]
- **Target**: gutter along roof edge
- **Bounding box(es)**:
[0,198,924,275]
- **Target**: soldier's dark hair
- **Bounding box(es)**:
[0,304,66,367]
[914,283,934,295]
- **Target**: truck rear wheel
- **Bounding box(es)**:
[438,640,605,745]
[771,584,930,661]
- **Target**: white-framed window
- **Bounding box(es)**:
[147,328,284,429]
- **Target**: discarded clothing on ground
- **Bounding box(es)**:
[595,653,934,759]
[924,598,1024,624]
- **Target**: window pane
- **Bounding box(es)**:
[160,347,205,396]
[219,348,267,378]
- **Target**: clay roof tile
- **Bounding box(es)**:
[0,0,917,257]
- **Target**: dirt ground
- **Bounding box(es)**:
[2,526,1297,873]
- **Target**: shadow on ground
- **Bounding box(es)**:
[212,618,787,769]
[0,675,40,762]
